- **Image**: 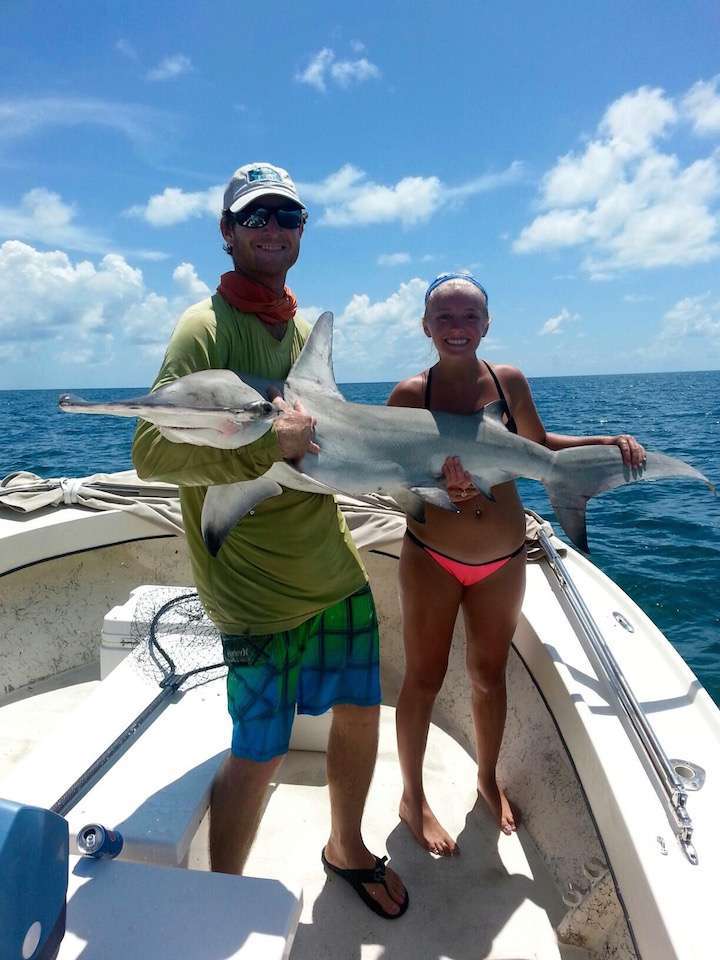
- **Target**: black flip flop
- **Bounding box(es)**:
[321,848,409,919]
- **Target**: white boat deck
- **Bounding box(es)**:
[240,711,576,960]
[0,665,581,960]
[0,663,101,779]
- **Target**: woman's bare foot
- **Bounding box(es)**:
[399,795,458,855]
[477,776,519,835]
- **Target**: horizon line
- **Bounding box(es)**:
[2,367,720,392]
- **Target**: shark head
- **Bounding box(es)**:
[59,369,279,449]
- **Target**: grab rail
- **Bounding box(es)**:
[537,530,698,865]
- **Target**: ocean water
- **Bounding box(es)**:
[2,371,719,704]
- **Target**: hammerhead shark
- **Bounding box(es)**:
[59,312,713,555]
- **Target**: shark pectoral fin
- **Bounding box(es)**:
[469,474,496,501]
[389,488,427,523]
[265,461,335,496]
[546,489,590,553]
[469,471,514,501]
[201,478,283,557]
[410,487,460,513]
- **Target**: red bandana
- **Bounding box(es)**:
[217,272,297,327]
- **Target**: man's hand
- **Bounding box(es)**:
[272,397,320,459]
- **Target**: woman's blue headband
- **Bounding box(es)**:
[424,273,489,306]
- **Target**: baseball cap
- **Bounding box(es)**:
[222,162,304,214]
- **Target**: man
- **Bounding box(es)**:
[132,162,407,919]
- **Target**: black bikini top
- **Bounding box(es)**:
[424,361,518,434]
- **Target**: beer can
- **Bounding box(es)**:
[76,823,124,859]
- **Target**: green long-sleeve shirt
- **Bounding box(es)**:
[132,294,366,634]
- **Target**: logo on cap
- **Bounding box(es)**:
[246,166,284,184]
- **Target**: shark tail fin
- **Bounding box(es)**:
[543,446,714,553]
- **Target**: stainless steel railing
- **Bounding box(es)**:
[537,529,698,865]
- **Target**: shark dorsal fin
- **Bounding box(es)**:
[483,400,506,424]
[287,312,344,400]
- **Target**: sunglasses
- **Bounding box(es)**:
[232,205,308,230]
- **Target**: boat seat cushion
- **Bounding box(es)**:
[59,856,302,959]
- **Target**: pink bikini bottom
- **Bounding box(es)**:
[405,530,525,588]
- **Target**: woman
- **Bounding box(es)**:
[387,273,645,855]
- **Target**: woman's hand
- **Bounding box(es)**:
[610,434,646,469]
[442,456,478,502]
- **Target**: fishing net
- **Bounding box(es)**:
[127,586,227,692]
[52,587,226,816]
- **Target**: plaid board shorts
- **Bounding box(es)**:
[221,584,381,762]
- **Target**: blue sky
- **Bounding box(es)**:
[1,0,719,389]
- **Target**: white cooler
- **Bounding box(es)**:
[101,585,332,753]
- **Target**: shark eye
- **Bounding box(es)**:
[246,400,275,417]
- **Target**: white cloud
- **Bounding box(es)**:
[633,292,720,368]
[515,208,591,251]
[377,252,411,266]
[294,305,325,329]
[115,38,138,60]
[146,54,193,82]
[326,174,439,227]
[331,278,428,380]
[682,76,720,135]
[57,342,107,366]
[128,161,521,229]
[295,48,333,91]
[126,185,224,226]
[447,162,524,200]
[659,293,720,340]
[0,96,177,160]
[540,143,624,209]
[539,307,578,336]
[295,48,380,92]
[331,58,380,88]
[300,162,522,227]
[172,261,211,301]
[600,86,677,154]
[0,188,165,260]
[481,335,505,354]
[515,81,720,273]
[0,241,209,363]
[0,188,101,252]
